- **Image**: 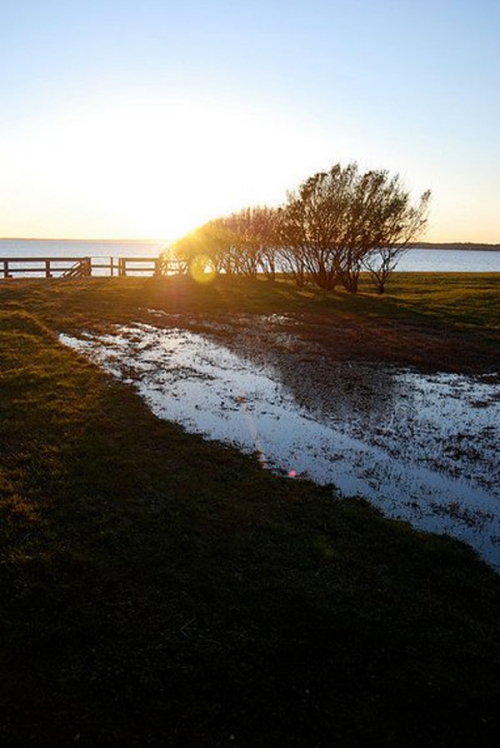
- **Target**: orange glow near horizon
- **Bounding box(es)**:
[1,95,499,245]
[0,95,331,242]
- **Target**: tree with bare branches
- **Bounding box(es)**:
[278,162,430,293]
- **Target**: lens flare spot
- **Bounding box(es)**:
[288,470,297,478]
[189,254,216,284]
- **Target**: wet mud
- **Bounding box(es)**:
[61,312,500,569]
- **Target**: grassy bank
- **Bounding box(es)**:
[1,272,499,371]
[1,275,500,746]
[1,271,499,340]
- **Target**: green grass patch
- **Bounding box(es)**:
[1,272,499,338]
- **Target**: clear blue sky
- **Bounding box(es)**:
[1,0,498,241]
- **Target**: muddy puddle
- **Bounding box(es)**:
[61,320,500,569]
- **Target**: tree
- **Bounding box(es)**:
[278,162,430,293]
[278,164,357,290]
[251,206,280,281]
[361,186,431,294]
[222,209,261,277]
[220,206,280,279]
[167,219,238,276]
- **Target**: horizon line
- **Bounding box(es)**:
[1,237,499,248]
[0,236,171,244]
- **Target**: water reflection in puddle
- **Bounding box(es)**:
[61,323,500,569]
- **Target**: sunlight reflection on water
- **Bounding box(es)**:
[61,323,500,569]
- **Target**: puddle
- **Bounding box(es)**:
[60,323,500,570]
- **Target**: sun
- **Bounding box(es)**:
[188,254,217,284]
[2,93,331,240]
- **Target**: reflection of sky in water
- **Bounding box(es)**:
[61,324,500,570]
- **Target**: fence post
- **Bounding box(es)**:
[45,260,51,278]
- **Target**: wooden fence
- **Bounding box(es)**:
[0,256,183,279]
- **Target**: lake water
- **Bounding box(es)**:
[397,248,500,272]
[61,322,500,570]
[1,239,500,273]
[0,238,166,258]
[0,239,167,277]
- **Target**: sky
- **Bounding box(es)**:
[0,0,499,242]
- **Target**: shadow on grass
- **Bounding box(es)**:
[1,310,500,746]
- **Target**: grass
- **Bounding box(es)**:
[1,271,500,336]
[1,275,500,746]
[379,272,500,329]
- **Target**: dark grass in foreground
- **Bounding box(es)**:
[0,279,499,746]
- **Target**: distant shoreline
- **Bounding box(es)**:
[411,242,500,252]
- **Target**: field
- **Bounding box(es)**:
[1,273,500,747]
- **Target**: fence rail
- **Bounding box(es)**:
[1,256,182,279]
